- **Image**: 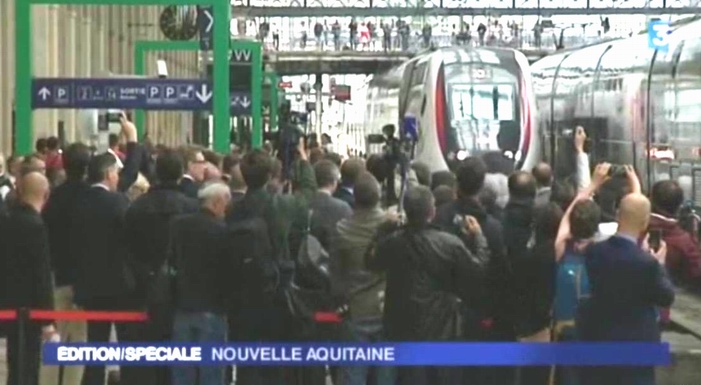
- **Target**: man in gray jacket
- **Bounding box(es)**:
[331,171,395,385]
[310,160,352,249]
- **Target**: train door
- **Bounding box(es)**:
[671,36,701,207]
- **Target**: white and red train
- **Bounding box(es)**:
[362,46,540,174]
[530,17,701,201]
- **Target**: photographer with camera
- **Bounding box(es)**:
[226,134,316,385]
[367,185,488,385]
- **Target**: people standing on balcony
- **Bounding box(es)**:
[301,21,308,49]
[478,22,487,46]
[368,21,376,49]
[323,21,329,47]
[349,18,358,50]
[359,22,370,50]
[332,20,341,51]
[399,20,410,51]
[533,22,542,48]
[259,20,269,44]
[273,29,280,50]
[382,22,392,51]
[422,23,432,48]
[314,21,324,50]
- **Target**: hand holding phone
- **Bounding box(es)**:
[648,229,662,252]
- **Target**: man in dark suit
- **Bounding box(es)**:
[222,154,247,205]
[41,143,91,385]
[125,148,198,385]
[580,193,674,385]
[179,146,206,198]
[70,154,140,385]
[1,172,56,385]
[311,160,351,249]
[334,157,365,208]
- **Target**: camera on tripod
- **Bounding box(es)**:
[366,116,419,208]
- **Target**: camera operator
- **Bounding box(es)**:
[366,124,418,210]
[273,102,308,191]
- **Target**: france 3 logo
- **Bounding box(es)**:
[648,20,672,52]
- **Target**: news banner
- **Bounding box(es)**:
[44,343,672,366]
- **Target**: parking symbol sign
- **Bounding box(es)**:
[164,86,178,100]
[147,86,162,101]
[54,86,70,103]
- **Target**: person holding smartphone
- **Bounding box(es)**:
[648,180,701,286]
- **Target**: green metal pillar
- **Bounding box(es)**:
[212,1,231,154]
[15,0,31,155]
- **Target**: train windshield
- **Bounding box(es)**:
[447,83,517,155]
[442,61,521,166]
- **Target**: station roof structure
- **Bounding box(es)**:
[231,0,700,16]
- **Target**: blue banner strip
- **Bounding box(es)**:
[43,343,671,366]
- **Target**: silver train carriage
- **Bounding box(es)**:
[363,46,540,174]
[531,17,701,206]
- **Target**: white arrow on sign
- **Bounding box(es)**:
[38,87,51,100]
[240,96,251,109]
[195,84,212,103]
[203,9,213,34]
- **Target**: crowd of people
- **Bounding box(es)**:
[0,115,697,385]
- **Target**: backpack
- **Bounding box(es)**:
[229,195,291,305]
[552,245,591,340]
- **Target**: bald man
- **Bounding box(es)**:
[578,193,675,385]
[2,172,55,385]
[532,162,553,207]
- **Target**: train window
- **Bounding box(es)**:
[411,62,428,87]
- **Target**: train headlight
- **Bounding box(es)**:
[456,150,469,161]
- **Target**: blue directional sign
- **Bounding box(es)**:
[648,20,671,52]
[230,91,253,116]
[197,6,214,51]
[31,78,214,111]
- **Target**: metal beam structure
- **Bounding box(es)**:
[232,5,701,16]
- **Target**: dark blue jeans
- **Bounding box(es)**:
[338,318,396,385]
[171,311,227,385]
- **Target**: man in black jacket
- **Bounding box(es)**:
[171,182,234,385]
[70,154,140,385]
[433,157,512,385]
[179,146,206,198]
[41,143,91,385]
[227,144,316,385]
[503,171,536,262]
[125,148,198,385]
[334,157,364,208]
[2,172,56,385]
[370,186,488,385]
